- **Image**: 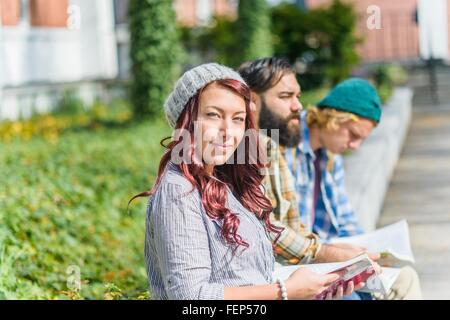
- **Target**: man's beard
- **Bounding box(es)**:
[258,99,302,148]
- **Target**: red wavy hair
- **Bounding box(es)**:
[131,79,283,250]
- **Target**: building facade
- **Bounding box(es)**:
[306,0,450,62]
[0,0,237,120]
[0,0,118,119]
[1,0,449,120]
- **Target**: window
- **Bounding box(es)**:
[1,0,21,26]
[29,0,68,27]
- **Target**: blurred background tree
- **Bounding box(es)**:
[181,0,360,90]
[272,0,361,90]
[180,0,273,68]
[236,0,273,64]
[180,16,237,67]
[128,0,185,119]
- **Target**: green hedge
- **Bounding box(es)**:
[181,0,360,89]
[272,1,361,90]
[180,0,273,68]
[236,0,273,63]
[0,117,171,299]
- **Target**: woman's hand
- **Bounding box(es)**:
[324,280,366,300]
[285,267,339,300]
[285,267,369,300]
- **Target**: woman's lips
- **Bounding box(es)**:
[211,143,233,150]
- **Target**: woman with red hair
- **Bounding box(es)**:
[133,63,356,300]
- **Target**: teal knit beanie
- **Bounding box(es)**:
[317,78,382,123]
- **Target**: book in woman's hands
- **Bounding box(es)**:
[273,253,401,299]
[313,253,377,299]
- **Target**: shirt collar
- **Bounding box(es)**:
[299,111,330,163]
[299,111,315,157]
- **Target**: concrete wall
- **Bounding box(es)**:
[344,87,413,231]
[0,0,118,120]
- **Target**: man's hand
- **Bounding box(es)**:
[314,243,380,263]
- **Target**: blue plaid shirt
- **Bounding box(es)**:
[284,111,364,240]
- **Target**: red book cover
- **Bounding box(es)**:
[315,257,377,300]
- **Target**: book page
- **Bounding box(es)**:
[329,220,415,266]
[359,267,402,294]
[273,253,370,281]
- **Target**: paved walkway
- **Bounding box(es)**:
[378,104,450,299]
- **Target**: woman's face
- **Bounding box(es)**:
[196,82,247,168]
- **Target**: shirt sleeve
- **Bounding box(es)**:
[148,181,225,300]
[331,154,365,237]
[262,155,321,265]
[269,214,321,264]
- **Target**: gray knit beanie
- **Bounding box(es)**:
[164,63,247,128]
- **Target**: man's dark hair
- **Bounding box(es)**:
[238,57,296,93]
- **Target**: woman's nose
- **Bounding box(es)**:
[217,119,233,139]
[218,118,230,131]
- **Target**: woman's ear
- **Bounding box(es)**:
[249,91,262,128]
[250,92,261,113]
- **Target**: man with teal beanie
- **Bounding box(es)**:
[317,78,382,122]
[284,77,382,242]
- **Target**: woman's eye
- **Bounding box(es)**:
[206,112,220,118]
[234,117,245,122]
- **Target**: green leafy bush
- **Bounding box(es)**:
[236,0,273,64]
[0,98,132,142]
[271,1,361,90]
[180,0,273,68]
[0,116,171,299]
[180,16,238,66]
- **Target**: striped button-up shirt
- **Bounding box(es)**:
[144,162,275,300]
[284,111,365,240]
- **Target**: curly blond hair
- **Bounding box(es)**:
[305,106,360,131]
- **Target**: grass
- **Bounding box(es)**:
[0,110,171,299]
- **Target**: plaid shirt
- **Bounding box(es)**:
[284,111,364,241]
[261,135,321,265]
